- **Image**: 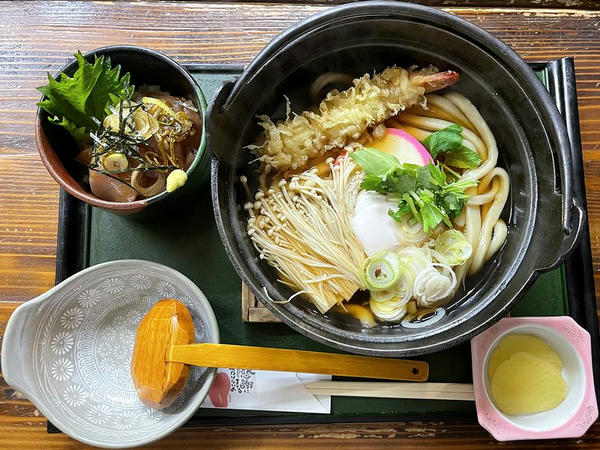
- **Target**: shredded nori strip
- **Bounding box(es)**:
[88,100,176,174]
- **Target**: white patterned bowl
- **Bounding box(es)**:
[1,260,219,448]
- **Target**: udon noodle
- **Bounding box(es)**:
[245,67,509,327]
[391,92,509,282]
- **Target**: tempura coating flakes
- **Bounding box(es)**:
[250,66,437,172]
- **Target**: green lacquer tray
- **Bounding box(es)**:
[49,59,599,430]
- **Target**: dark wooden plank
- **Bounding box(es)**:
[223,0,600,8]
[1,2,600,448]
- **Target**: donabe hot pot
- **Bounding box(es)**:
[208,2,584,356]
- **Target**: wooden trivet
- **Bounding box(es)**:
[241,283,281,323]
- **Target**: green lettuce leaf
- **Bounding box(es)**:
[37,51,133,144]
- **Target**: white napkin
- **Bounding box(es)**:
[200,368,331,414]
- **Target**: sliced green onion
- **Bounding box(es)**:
[435,229,473,266]
[396,246,430,277]
[360,250,401,290]
[371,263,413,303]
[370,297,407,322]
[413,263,457,307]
[371,287,397,303]
[394,265,414,303]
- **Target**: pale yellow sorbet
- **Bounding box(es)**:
[488,334,567,416]
[488,334,562,378]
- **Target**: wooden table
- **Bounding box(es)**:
[2,1,600,448]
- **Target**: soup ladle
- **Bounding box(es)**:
[131,299,429,409]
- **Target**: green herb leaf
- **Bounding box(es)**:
[428,163,447,187]
[47,115,89,145]
[350,147,399,179]
[417,189,452,231]
[37,51,133,144]
[422,124,482,169]
[388,198,411,221]
[438,177,478,219]
[360,174,386,192]
[86,56,133,118]
[385,164,421,193]
[444,176,479,193]
[351,146,477,234]
[422,123,463,157]
[444,145,483,169]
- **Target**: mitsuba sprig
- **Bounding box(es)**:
[351,146,477,234]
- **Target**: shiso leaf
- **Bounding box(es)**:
[47,115,89,146]
[37,51,133,144]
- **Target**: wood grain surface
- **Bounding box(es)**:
[247,0,600,7]
[1,1,600,448]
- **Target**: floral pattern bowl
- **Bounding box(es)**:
[1,260,219,448]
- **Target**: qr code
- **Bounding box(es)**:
[229,369,256,394]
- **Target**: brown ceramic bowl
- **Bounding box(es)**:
[36,46,208,215]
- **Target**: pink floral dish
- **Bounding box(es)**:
[471,316,597,441]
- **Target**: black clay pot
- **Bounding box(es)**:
[208,2,584,356]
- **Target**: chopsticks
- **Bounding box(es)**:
[305,381,475,401]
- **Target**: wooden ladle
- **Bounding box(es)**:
[131,299,429,409]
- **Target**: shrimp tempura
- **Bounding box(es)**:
[249,66,459,172]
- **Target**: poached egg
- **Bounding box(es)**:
[351,190,409,256]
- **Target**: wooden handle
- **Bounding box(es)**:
[169,343,429,382]
[304,381,475,401]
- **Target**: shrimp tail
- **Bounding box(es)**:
[412,70,460,93]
